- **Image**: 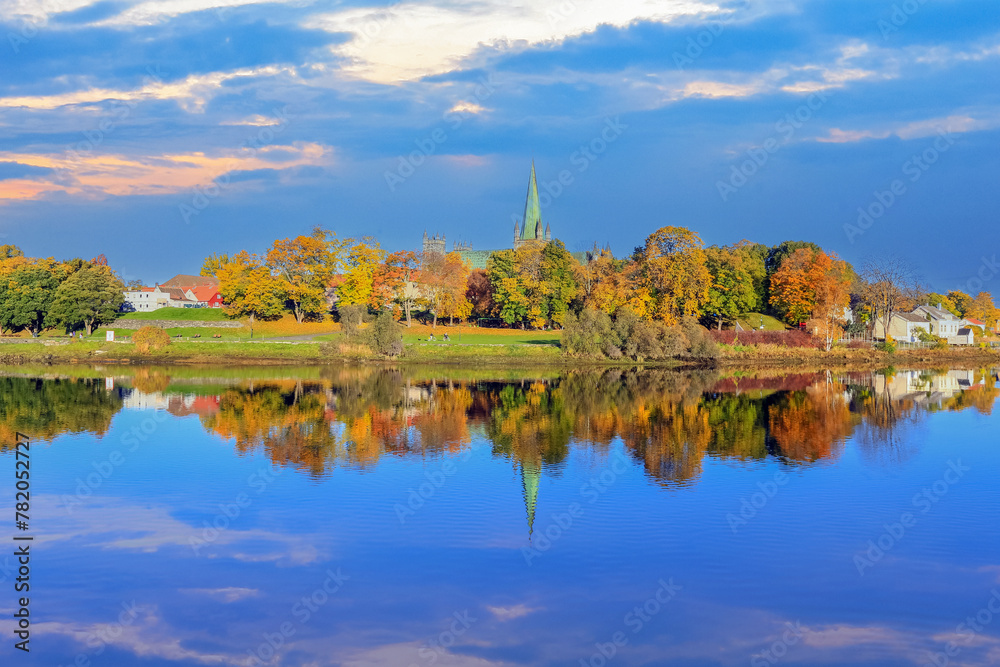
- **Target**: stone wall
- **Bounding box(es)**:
[109,319,242,329]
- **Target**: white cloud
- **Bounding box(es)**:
[315,0,725,83]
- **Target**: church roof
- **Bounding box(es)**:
[519,161,542,241]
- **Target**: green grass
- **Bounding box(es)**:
[735,313,789,332]
[118,307,232,321]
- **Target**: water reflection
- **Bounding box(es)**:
[2,367,996,479]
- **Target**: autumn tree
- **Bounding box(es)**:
[0,244,24,259]
[217,251,286,337]
[466,269,494,320]
[267,228,341,322]
[809,256,854,350]
[201,252,230,277]
[580,251,630,316]
[924,292,960,317]
[947,290,974,318]
[49,265,124,335]
[374,250,420,326]
[420,251,471,327]
[770,248,822,324]
[967,292,999,328]
[637,226,710,324]
[336,237,386,314]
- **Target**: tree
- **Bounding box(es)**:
[49,265,124,335]
[924,293,960,317]
[947,290,974,318]
[374,250,420,326]
[580,251,629,316]
[858,256,919,340]
[337,237,386,311]
[217,251,286,337]
[487,250,530,327]
[704,244,760,329]
[466,269,494,320]
[540,240,579,327]
[0,244,24,259]
[770,248,823,324]
[267,229,340,322]
[967,292,999,328]
[0,259,67,336]
[201,253,230,277]
[809,256,853,350]
[638,226,710,324]
[420,251,471,327]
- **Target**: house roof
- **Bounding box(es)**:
[896,312,928,323]
[958,328,973,336]
[160,274,220,289]
[190,285,220,301]
[913,304,956,320]
[965,318,985,326]
[161,287,195,302]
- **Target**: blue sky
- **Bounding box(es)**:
[0,0,998,295]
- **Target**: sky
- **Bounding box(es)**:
[0,0,998,295]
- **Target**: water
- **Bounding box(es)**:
[0,365,997,666]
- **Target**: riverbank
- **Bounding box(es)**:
[1,337,998,369]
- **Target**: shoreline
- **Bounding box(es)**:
[1,339,998,371]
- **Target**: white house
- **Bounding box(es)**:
[876,312,931,341]
[123,285,199,312]
[912,304,962,337]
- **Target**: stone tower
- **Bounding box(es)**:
[422,230,446,255]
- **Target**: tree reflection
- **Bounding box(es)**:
[0,377,122,446]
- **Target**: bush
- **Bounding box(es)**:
[680,317,719,360]
[365,310,404,357]
[875,340,896,354]
[132,326,170,353]
[562,309,717,361]
[708,329,822,348]
[337,304,368,338]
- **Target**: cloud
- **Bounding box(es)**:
[181,587,261,603]
[819,112,1000,143]
[315,0,726,83]
[0,142,330,202]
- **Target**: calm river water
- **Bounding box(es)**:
[0,365,997,667]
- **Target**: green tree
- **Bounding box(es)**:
[704,244,760,329]
[0,259,66,337]
[946,290,973,317]
[49,265,124,335]
[487,250,530,327]
[540,240,579,326]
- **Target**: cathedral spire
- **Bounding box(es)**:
[519,160,542,241]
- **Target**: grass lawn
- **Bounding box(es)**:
[736,313,789,332]
[118,307,232,321]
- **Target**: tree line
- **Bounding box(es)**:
[0,245,124,336]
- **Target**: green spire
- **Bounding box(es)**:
[521,459,540,538]
[519,161,542,241]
